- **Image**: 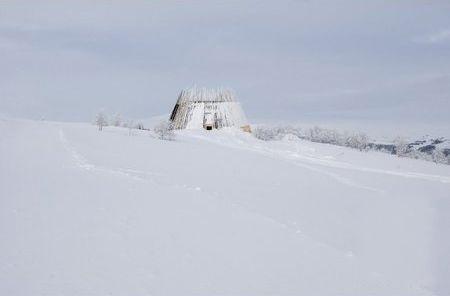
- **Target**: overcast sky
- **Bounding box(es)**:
[1,0,449,123]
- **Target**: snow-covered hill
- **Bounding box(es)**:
[1,118,449,296]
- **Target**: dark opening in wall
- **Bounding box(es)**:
[170,104,179,121]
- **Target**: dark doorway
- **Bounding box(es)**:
[170,104,179,120]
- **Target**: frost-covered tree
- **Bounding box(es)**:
[432,149,448,164]
[127,120,134,136]
[345,132,368,151]
[251,124,449,165]
[253,126,278,141]
[135,122,145,130]
[153,120,175,140]
[394,137,409,157]
[111,113,122,127]
[407,149,431,161]
[95,112,108,131]
[303,126,345,146]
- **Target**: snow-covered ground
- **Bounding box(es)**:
[1,118,449,296]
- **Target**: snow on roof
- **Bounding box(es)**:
[177,87,236,104]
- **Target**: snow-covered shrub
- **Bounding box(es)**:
[432,149,448,164]
[304,127,368,150]
[305,126,345,146]
[124,120,134,135]
[406,149,431,162]
[345,132,368,151]
[122,120,134,129]
[252,124,449,165]
[153,120,175,141]
[135,122,145,130]
[394,137,410,157]
[111,113,122,127]
[253,126,280,141]
[95,112,108,131]
[308,126,328,143]
[253,125,368,150]
[281,126,303,139]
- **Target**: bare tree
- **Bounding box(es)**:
[95,112,108,131]
[153,120,175,140]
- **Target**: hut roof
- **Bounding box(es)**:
[177,87,236,104]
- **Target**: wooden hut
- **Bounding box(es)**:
[169,87,251,132]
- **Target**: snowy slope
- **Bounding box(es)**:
[1,118,449,296]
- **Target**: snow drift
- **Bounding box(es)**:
[1,118,449,295]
